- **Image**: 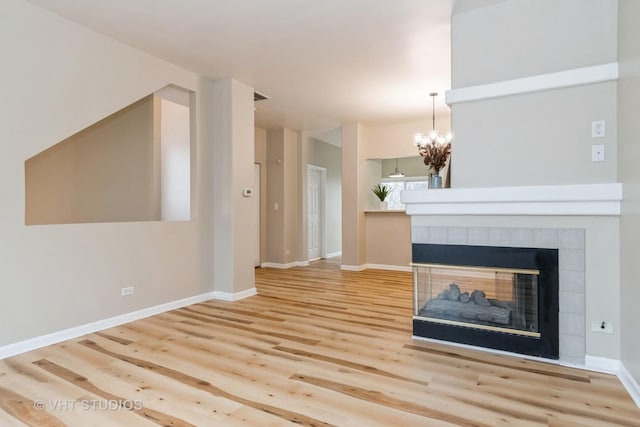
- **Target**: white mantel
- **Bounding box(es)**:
[401,183,622,217]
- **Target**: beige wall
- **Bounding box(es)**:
[25,96,159,225]
[342,124,367,267]
[255,127,268,264]
[284,128,301,264]
[451,0,618,189]
[266,129,285,263]
[452,0,617,88]
[618,0,640,382]
[270,120,419,268]
[445,0,622,359]
[266,128,301,265]
[364,117,451,160]
[210,78,256,294]
[0,0,211,346]
[365,212,411,267]
[452,83,617,187]
[343,120,436,268]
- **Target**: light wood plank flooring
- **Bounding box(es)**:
[1,259,638,426]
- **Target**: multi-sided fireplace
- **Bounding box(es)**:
[412,244,559,359]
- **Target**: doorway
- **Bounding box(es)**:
[307,165,326,261]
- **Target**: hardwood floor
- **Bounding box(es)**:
[1,259,638,426]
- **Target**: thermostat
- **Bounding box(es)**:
[242,188,253,197]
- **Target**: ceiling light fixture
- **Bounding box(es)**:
[389,158,405,178]
[413,92,452,188]
[413,92,452,149]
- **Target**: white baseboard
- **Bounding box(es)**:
[341,264,411,272]
[340,264,366,271]
[365,263,412,272]
[585,355,621,373]
[0,291,216,360]
[619,363,640,409]
[261,261,309,269]
[213,287,257,301]
[412,335,562,366]
[326,251,342,258]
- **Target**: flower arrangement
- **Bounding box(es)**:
[418,140,451,174]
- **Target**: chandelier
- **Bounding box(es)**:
[413,92,452,188]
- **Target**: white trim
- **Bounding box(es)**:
[0,291,216,360]
[401,183,622,216]
[619,363,640,409]
[212,287,257,301]
[340,264,366,271]
[363,209,406,213]
[365,264,412,272]
[260,261,309,269]
[341,264,411,272]
[413,336,605,372]
[446,62,619,105]
[584,355,620,373]
[326,251,342,258]
[412,335,562,365]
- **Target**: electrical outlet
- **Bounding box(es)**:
[121,286,134,296]
[591,320,613,334]
[592,145,605,162]
[592,120,605,138]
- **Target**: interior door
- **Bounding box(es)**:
[307,166,323,261]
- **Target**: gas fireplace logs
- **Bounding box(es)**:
[423,283,512,325]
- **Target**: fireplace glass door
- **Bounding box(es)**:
[412,263,540,337]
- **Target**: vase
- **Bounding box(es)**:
[431,173,442,189]
[379,201,388,210]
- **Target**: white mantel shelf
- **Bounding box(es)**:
[364,209,406,213]
[401,183,622,216]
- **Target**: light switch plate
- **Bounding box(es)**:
[592,120,605,138]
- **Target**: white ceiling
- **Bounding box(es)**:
[27,0,453,132]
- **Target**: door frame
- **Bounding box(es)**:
[307,164,327,260]
[254,163,261,267]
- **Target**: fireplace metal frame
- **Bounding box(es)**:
[412,263,541,337]
[412,244,559,359]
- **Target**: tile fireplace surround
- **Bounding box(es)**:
[411,225,583,363]
[401,183,623,367]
